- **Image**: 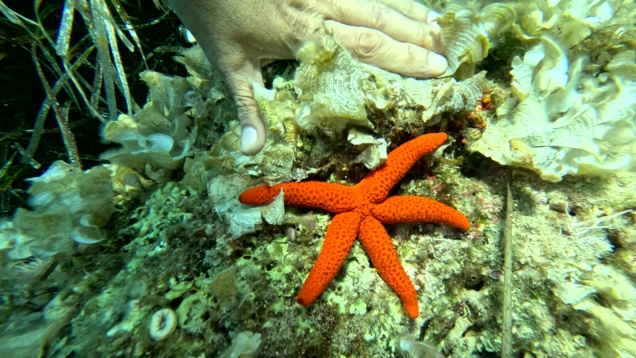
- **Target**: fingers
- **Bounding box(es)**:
[325,20,447,78]
[326,0,444,53]
[375,0,440,23]
[222,62,268,155]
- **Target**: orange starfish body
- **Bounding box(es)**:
[239,133,470,318]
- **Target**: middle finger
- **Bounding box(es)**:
[324,0,445,53]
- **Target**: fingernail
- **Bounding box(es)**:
[241,125,258,153]
[427,10,442,33]
[428,53,448,75]
[427,10,440,22]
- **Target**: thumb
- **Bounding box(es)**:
[224,65,267,155]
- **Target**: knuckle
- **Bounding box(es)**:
[284,8,323,42]
[369,3,390,30]
[405,44,419,63]
[414,23,431,47]
[237,100,261,125]
[228,80,256,106]
[233,90,256,108]
[353,31,384,58]
[415,16,438,48]
[402,1,416,18]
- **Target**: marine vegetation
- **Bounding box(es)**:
[0,0,635,357]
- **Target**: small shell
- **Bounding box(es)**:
[149,308,178,341]
[347,129,387,170]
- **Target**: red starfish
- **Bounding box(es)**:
[239,133,470,318]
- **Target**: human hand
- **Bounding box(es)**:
[168,0,447,155]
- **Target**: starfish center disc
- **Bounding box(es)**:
[355,202,373,217]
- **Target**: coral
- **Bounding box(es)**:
[459,0,636,181]
[219,331,261,358]
[294,36,375,137]
[100,70,199,178]
[239,133,470,318]
[513,0,615,49]
[466,38,636,181]
[437,2,516,78]
[0,161,113,260]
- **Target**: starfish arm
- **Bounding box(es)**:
[371,196,471,231]
[297,211,363,307]
[355,133,448,203]
[239,181,363,213]
[358,216,419,318]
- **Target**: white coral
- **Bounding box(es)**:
[100,71,198,174]
[467,38,636,181]
[0,161,114,259]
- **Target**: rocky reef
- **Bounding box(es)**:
[1,0,635,357]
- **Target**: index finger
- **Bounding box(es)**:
[324,0,445,54]
[376,0,440,23]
